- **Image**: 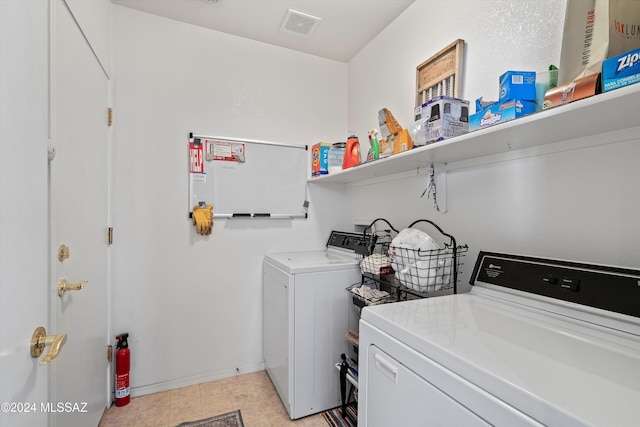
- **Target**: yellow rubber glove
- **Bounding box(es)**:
[192,204,213,235]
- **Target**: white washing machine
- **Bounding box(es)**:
[263,231,365,419]
[359,251,640,426]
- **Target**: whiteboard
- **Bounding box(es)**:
[188,134,308,219]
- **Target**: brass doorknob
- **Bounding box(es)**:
[57,279,88,297]
[30,327,67,365]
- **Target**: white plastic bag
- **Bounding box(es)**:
[390,228,440,252]
[390,228,445,292]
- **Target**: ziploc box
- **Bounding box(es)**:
[500,71,536,102]
[470,98,536,131]
[414,96,470,145]
[602,48,640,92]
[311,142,331,177]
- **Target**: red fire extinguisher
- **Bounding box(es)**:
[115,333,130,407]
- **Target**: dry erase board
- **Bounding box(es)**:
[188,134,308,219]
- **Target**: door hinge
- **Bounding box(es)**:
[107,345,113,363]
[107,108,113,126]
[108,227,113,245]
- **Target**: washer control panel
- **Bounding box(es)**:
[326,231,371,252]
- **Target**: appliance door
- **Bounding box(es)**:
[359,321,542,427]
[366,345,490,427]
[263,260,292,415]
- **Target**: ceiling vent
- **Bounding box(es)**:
[280,9,321,37]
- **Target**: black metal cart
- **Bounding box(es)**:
[339,218,468,422]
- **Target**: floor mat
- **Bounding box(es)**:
[322,405,357,427]
[175,409,244,427]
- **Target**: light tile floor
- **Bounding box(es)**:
[98,370,329,427]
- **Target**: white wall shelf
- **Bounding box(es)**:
[309,84,640,184]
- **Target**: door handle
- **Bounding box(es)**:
[57,278,87,297]
[30,326,67,365]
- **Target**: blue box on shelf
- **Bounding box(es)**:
[602,48,640,92]
[470,99,536,131]
[500,71,536,102]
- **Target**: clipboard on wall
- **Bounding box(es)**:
[188,133,309,219]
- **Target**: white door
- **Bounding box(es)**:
[0,1,50,426]
[49,1,110,425]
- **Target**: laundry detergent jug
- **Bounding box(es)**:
[343,135,361,169]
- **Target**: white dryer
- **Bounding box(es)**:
[358,251,640,426]
[263,231,365,419]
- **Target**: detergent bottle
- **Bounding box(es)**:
[366,129,380,162]
[343,134,361,169]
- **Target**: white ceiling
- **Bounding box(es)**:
[111,0,415,62]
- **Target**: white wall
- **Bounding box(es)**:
[0,1,50,425]
[111,6,348,394]
[346,0,640,291]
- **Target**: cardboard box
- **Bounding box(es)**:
[388,128,414,154]
[470,99,536,131]
[414,96,469,145]
[602,48,640,92]
[543,73,600,109]
[500,71,536,102]
[311,142,331,177]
